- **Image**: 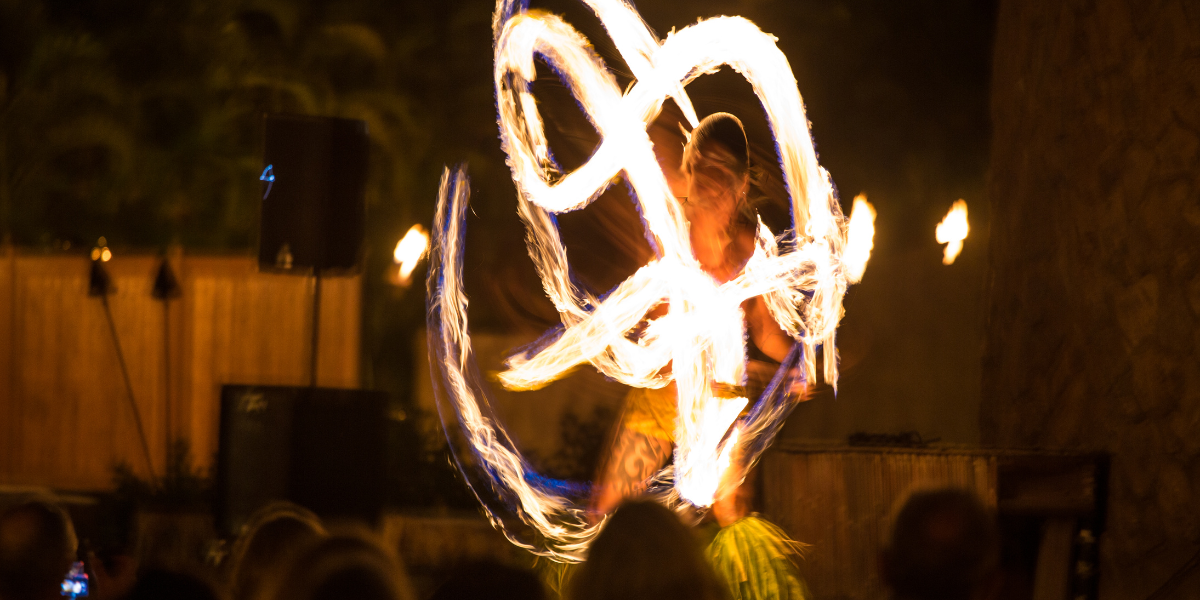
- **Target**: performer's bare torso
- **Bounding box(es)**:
[591,115,804,523]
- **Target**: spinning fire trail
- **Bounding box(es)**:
[426,0,874,561]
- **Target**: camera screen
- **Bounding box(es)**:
[61,561,89,598]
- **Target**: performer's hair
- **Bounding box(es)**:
[682,113,770,227]
[567,500,728,600]
[683,112,749,177]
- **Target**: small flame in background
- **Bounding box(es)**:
[91,236,112,262]
[844,194,876,283]
[394,225,430,284]
[425,0,869,561]
[936,200,969,265]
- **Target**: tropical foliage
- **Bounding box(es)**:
[0,0,493,251]
[0,0,506,508]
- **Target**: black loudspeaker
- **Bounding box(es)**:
[216,386,387,536]
[259,114,368,272]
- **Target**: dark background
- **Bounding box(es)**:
[7,1,1199,595]
[0,0,996,446]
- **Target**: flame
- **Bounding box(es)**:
[935,200,969,265]
[843,194,876,283]
[426,0,866,561]
[394,225,430,283]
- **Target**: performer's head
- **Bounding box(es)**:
[682,113,750,226]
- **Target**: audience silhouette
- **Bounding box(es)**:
[0,486,1007,600]
[880,489,1001,600]
[568,499,729,600]
[0,500,79,600]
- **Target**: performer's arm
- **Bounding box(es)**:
[744,295,811,399]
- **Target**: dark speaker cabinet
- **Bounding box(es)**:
[216,385,387,537]
[259,114,368,272]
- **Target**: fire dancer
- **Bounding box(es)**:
[430,0,863,566]
[591,112,809,524]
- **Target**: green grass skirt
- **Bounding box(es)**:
[706,515,812,600]
[535,514,811,600]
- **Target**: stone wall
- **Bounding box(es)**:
[983,1,1200,597]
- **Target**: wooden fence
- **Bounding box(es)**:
[762,445,998,600]
[0,249,361,490]
[761,445,1104,600]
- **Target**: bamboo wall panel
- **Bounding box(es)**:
[0,251,14,480]
[0,250,360,490]
[762,447,998,600]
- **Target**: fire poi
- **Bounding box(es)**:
[426,0,872,561]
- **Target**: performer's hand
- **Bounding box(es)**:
[712,484,748,527]
[787,374,812,403]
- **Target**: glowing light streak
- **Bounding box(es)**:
[394,225,430,283]
[936,199,969,265]
[427,0,867,560]
[844,194,876,284]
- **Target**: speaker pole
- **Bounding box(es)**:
[103,293,156,481]
[91,257,157,484]
[152,255,182,457]
[310,268,321,388]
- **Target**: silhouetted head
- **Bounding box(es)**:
[254,530,413,600]
[881,489,1000,600]
[225,502,326,600]
[429,560,545,600]
[0,499,78,600]
[127,567,223,600]
[568,499,727,600]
